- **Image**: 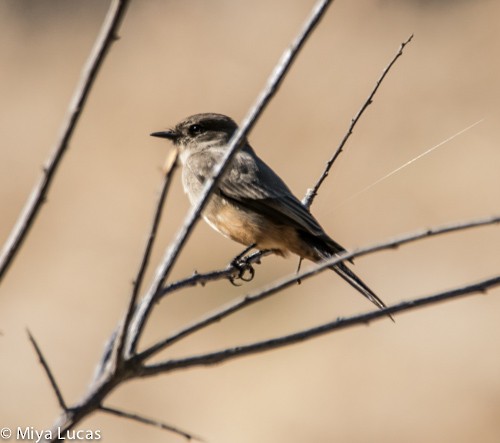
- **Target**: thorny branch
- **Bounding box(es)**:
[303,34,414,209]
[0,0,131,284]
[139,274,500,375]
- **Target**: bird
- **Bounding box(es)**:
[151,112,387,313]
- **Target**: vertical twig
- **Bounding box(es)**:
[0,0,131,284]
[303,34,414,209]
[116,150,178,362]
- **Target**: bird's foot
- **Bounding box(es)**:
[228,255,255,286]
[228,245,257,286]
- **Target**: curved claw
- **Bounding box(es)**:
[229,273,243,286]
[228,257,255,285]
[239,264,255,282]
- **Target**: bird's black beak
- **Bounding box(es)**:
[150,130,179,142]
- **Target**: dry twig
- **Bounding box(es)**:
[139,273,500,374]
[27,330,67,412]
[303,34,414,209]
[115,149,179,363]
[99,406,203,441]
[0,0,131,284]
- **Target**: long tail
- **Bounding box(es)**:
[330,262,394,322]
[296,229,393,320]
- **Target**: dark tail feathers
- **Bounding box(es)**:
[299,230,392,320]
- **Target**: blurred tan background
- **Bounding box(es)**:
[1,0,500,442]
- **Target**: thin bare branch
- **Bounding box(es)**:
[303,34,414,209]
[27,329,67,411]
[140,273,500,375]
[124,249,272,356]
[0,0,131,284]
[132,150,179,308]
[99,405,203,441]
[163,248,271,294]
[128,0,336,355]
[115,150,178,362]
[136,214,499,362]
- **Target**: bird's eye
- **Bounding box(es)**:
[188,124,204,135]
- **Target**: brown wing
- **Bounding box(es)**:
[217,145,346,255]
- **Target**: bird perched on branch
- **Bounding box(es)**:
[151,113,387,313]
